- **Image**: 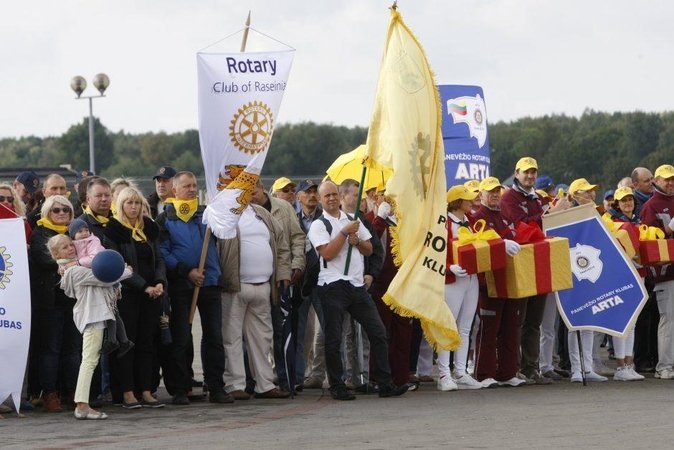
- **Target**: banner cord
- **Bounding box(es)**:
[199,27,294,52]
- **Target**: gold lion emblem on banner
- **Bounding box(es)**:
[216,165,259,215]
[229,101,274,154]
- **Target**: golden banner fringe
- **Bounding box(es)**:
[383,292,461,351]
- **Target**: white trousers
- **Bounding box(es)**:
[655,280,674,372]
[222,283,275,393]
[568,330,594,373]
[539,293,557,373]
[74,328,103,403]
[438,275,479,377]
[614,329,635,360]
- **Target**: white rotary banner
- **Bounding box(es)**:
[197,50,295,238]
[0,218,31,412]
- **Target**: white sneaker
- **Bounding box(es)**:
[655,368,674,379]
[570,371,583,383]
[585,371,608,382]
[627,365,645,380]
[454,373,483,390]
[593,363,615,376]
[481,378,499,388]
[466,359,475,375]
[613,366,633,381]
[498,377,526,387]
[437,375,458,391]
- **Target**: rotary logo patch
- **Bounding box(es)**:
[229,101,274,154]
[0,246,13,290]
[179,203,190,215]
[570,244,603,283]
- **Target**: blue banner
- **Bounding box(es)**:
[438,85,491,188]
[543,204,648,337]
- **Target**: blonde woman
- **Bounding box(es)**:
[103,187,167,408]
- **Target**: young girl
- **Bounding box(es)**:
[68,218,134,356]
[48,234,131,419]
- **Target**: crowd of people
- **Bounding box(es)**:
[1,156,673,420]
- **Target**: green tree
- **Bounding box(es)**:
[56,117,114,173]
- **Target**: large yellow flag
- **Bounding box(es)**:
[365,8,459,350]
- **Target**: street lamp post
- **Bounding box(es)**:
[70,74,110,174]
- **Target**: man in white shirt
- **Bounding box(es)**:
[307,181,408,400]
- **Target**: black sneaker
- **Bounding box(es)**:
[378,382,409,398]
[99,341,120,355]
[330,386,356,401]
[354,382,379,394]
[117,340,135,359]
[172,394,190,406]
[209,390,234,404]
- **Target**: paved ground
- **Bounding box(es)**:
[2,372,672,449]
[3,313,671,449]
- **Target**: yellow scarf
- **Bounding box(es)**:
[37,217,68,234]
[121,218,147,243]
[165,198,198,223]
[84,206,110,225]
[110,202,117,216]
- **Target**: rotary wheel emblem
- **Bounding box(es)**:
[179,203,190,215]
[576,256,589,269]
[229,101,274,154]
[0,247,13,290]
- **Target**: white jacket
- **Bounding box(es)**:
[60,265,132,333]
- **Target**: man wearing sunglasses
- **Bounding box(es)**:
[271,177,299,213]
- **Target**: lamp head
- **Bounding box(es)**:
[70,76,87,98]
[92,73,110,95]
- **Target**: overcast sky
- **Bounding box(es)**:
[2,0,673,139]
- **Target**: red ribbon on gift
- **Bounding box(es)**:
[508,221,547,244]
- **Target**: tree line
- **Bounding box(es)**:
[1,110,672,190]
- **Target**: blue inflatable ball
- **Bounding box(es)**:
[91,250,125,283]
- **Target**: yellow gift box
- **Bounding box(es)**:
[450,220,507,275]
[486,237,572,299]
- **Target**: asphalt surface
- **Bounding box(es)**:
[2,313,671,449]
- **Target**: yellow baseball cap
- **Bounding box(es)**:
[479,177,504,192]
[654,164,674,179]
[464,180,480,193]
[515,157,538,172]
[271,177,296,192]
[614,186,634,201]
[569,178,600,195]
[447,185,478,204]
[536,189,551,199]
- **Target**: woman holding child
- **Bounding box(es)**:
[104,187,167,409]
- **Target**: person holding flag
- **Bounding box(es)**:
[307,181,408,401]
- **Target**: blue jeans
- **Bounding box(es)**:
[38,305,82,394]
[295,289,324,384]
[166,286,225,394]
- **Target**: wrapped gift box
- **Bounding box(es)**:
[486,237,572,299]
[638,239,674,266]
[612,222,640,260]
[451,237,507,275]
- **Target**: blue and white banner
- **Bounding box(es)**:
[0,218,31,412]
[543,204,648,338]
[438,85,490,188]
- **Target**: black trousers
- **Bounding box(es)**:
[317,280,392,388]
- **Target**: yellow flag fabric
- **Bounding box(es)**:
[365,8,459,351]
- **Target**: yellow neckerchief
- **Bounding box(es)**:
[110,202,117,216]
[36,217,68,234]
[120,217,147,243]
[165,198,198,223]
[84,205,110,225]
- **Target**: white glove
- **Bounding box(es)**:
[377,202,391,219]
[449,264,468,277]
[504,239,521,257]
[668,217,674,233]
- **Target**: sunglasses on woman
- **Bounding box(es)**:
[0,195,14,203]
[51,206,72,214]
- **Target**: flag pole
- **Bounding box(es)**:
[343,164,368,275]
[189,11,252,324]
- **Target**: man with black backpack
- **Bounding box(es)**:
[307,181,408,401]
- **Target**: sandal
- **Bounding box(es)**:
[74,408,108,420]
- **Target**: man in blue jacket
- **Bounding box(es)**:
[157,171,232,405]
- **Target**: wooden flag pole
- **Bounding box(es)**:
[189,11,252,324]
